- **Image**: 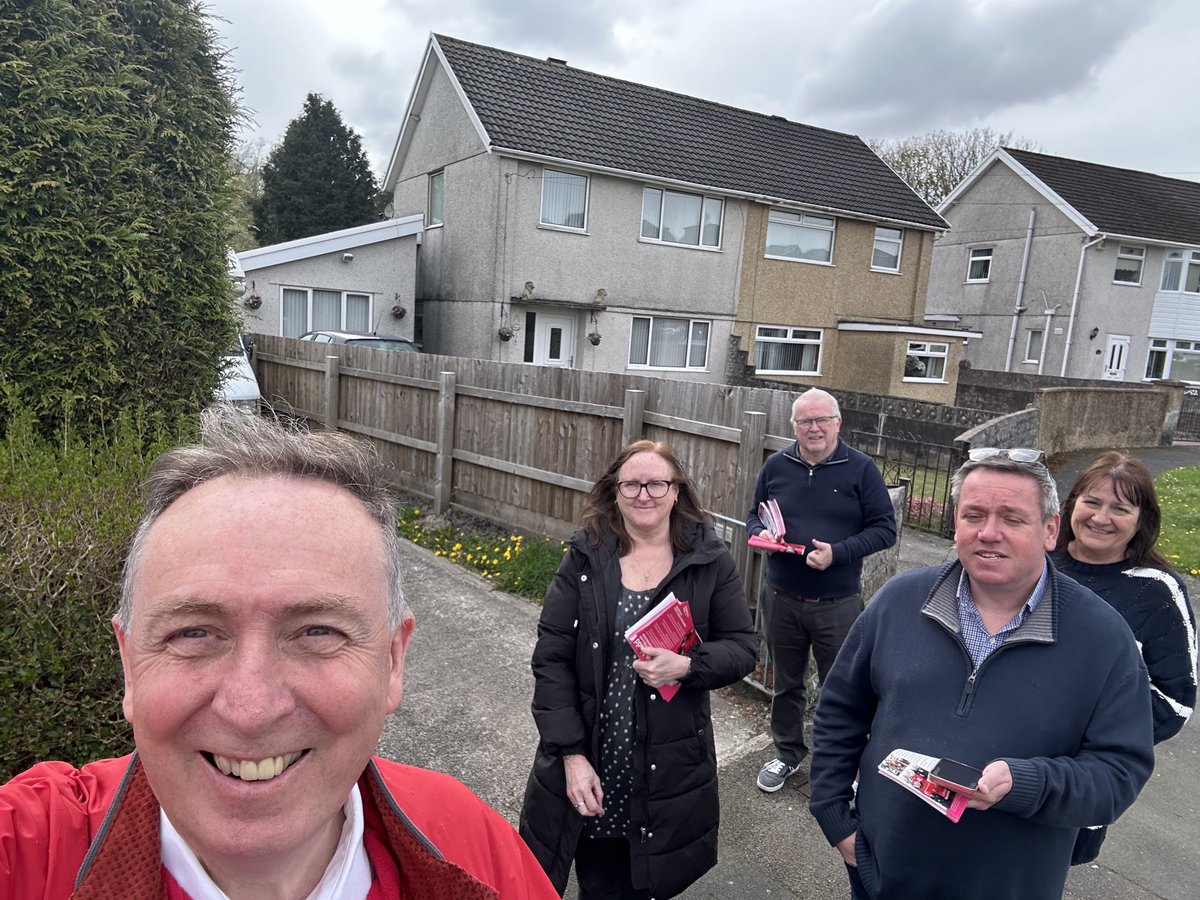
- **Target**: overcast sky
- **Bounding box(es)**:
[206,0,1198,183]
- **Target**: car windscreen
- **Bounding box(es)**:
[348,339,417,352]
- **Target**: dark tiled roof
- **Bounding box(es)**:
[1006,148,1200,246]
[435,35,946,231]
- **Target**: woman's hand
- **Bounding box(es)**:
[632,646,691,688]
[564,754,605,817]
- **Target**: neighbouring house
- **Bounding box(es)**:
[236,215,424,343]
[926,147,1200,384]
[381,34,970,400]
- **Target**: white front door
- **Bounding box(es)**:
[534,314,576,367]
[1102,334,1130,380]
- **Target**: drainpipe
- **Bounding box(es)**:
[1004,209,1036,371]
[1060,234,1106,377]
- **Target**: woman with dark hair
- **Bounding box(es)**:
[519,440,756,899]
[1054,450,1198,863]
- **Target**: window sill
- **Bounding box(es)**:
[638,237,722,252]
[756,370,822,377]
[964,279,990,285]
[538,223,589,235]
[426,222,443,230]
[870,267,902,275]
[764,254,834,267]
[1111,280,1142,287]
[902,377,948,384]
[627,365,710,373]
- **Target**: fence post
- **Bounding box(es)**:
[622,389,646,446]
[323,355,340,430]
[737,410,767,521]
[434,371,456,515]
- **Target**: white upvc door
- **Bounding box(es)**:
[534,314,576,367]
[1102,334,1130,380]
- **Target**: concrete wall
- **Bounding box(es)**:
[956,365,1160,413]
[1035,386,1175,454]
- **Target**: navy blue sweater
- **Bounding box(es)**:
[746,438,896,598]
[809,560,1154,900]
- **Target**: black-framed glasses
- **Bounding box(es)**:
[617,480,674,499]
[968,447,1044,463]
[792,415,839,429]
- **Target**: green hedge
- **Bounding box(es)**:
[0,408,184,780]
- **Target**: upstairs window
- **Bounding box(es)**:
[766,210,835,263]
[428,171,444,227]
[541,169,588,230]
[754,326,822,374]
[628,316,710,369]
[904,341,948,381]
[1160,250,1200,293]
[871,227,903,271]
[966,248,992,282]
[1114,245,1144,284]
[641,187,722,248]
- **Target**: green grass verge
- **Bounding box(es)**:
[1156,467,1200,577]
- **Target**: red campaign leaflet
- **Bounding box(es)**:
[748,498,806,554]
[877,749,973,824]
[624,592,701,702]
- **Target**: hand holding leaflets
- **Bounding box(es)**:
[749,498,806,555]
[625,593,700,702]
[877,749,980,824]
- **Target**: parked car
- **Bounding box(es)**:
[217,335,261,411]
[298,330,419,352]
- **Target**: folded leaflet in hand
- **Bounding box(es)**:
[748,498,806,554]
[877,748,973,824]
[624,592,700,702]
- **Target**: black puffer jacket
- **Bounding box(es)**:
[519,521,756,897]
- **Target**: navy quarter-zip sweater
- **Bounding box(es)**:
[809,559,1154,900]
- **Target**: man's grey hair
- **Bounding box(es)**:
[118,406,406,631]
[792,388,841,419]
[951,456,1060,522]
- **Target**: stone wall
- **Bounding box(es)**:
[955,365,1158,414]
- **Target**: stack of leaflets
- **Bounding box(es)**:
[748,498,806,554]
[877,749,974,824]
[624,592,700,702]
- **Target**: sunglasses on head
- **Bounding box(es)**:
[968,447,1044,463]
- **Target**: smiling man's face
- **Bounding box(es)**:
[115,475,411,880]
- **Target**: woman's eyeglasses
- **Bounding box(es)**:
[968,447,1043,463]
[617,480,674,499]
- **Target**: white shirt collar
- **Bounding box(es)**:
[160,783,373,900]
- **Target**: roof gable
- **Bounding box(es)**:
[1003,148,1200,246]
[427,35,945,231]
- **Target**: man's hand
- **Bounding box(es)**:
[564,754,605,817]
[806,538,834,570]
[966,760,1013,810]
[632,646,690,688]
[835,832,857,866]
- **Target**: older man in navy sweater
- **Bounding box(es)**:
[747,388,896,793]
[809,449,1154,900]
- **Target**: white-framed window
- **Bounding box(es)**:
[1113,245,1144,284]
[540,168,588,230]
[871,226,903,272]
[428,171,444,227]
[1160,250,1200,293]
[640,187,722,248]
[966,248,992,282]
[765,209,835,263]
[754,326,822,374]
[281,287,371,337]
[1024,329,1044,363]
[903,341,948,381]
[628,316,710,369]
[1146,338,1200,382]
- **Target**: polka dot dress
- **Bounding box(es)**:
[583,585,650,840]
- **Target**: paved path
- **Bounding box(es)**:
[379,442,1200,899]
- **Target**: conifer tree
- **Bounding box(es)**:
[253,93,379,244]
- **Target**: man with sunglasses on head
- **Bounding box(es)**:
[809,447,1154,900]
[746,388,897,793]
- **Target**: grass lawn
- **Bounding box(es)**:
[1156,466,1200,577]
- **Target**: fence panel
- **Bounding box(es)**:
[1179,389,1200,442]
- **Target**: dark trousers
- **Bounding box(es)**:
[762,590,863,765]
[575,837,652,900]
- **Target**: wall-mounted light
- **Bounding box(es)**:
[342,252,354,263]
[1088,327,1100,340]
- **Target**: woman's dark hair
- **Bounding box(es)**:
[1056,450,1171,569]
[580,439,710,555]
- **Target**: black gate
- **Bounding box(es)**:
[1178,389,1200,442]
[848,430,963,537]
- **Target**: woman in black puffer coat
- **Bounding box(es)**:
[519,440,756,899]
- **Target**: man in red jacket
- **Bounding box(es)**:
[0,406,556,900]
